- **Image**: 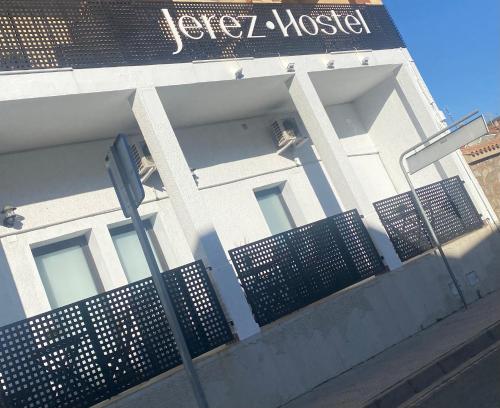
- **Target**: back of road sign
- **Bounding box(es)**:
[407,116,489,175]
[105,134,145,217]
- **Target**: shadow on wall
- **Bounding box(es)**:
[442,223,500,303]
[368,220,500,306]
[353,67,447,180]
[193,227,254,330]
[175,121,281,170]
[0,139,164,208]
[0,245,25,326]
[364,222,396,268]
[174,114,319,172]
[296,146,343,217]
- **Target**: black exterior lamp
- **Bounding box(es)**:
[2,205,18,227]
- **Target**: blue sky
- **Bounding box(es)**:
[384,0,500,122]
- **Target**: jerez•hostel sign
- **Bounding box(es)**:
[0,1,405,71]
[163,8,373,55]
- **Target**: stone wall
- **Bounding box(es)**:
[469,154,500,219]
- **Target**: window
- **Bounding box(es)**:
[255,186,295,235]
[109,220,166,284]
[33,236,102,309]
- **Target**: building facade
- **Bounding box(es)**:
[0,0,497,341]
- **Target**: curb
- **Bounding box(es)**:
[362,320,500,408]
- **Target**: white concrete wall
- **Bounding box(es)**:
[175,114,342,249]
[326,103,378,156]
[0,48,496,326]
[325,103,398,205]
[201,164,332,251]
[353,72,448,192]
[0,140,196,325]
[0,139,166,232]
[97,225,500,408]
[0,113,342,325]
[175,115,304,189]
[0,197,195,325]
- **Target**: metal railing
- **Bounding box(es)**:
[373,177,484,262]
[0,260,233,408]
[229,209,385,326]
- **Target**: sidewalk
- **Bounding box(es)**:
[282,290,500,408]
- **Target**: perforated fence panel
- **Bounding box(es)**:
[228,209,384,326]
[373,177,484,262]
[0,1,405,71]
[0,260,233,408]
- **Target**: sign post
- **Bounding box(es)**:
[106,134,210,408]
[399,111,490,309]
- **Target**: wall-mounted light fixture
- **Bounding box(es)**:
[286,62,295,72]
[361,57,369,66]
[1,205,17,227]
[234,67,244,80]
[326,60,335,69]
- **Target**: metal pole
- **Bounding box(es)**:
[110,146,210,408]
[399,161,467,309]
[129,209,210,408]
[395,111,483,310]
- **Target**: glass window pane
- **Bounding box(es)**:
[110,222,164,283]
[255,187,295,235]
[34,238,100,308]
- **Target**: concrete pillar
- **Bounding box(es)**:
[131,87,260,340]
[89,223,129,290]
[287,72,402,270]
[0,242,25,325]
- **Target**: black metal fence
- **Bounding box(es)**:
[229,210,384,326]
[373,177,484,262]
[0,1,404,71]
[0,260,233,408]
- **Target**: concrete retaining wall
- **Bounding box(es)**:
[97,223,500,408]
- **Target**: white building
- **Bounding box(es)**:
[0,0,496,345]
[2,2,500,408]
[0,0,494,338]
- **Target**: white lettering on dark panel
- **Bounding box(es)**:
[162,8,372,55]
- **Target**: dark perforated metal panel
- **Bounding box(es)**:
[374,177,484,262]
[0,260,233,408]
[0,1,404,71]
[228,210,384,326]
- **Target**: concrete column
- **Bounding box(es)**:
[0,242,25,325]
[131,87,259,340]
[89,223,129,290]
[287,72,401,270]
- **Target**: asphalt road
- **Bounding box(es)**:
[409,345,500,408]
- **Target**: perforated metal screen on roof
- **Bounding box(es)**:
[0,260,233,408]
[0,1,404,71]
